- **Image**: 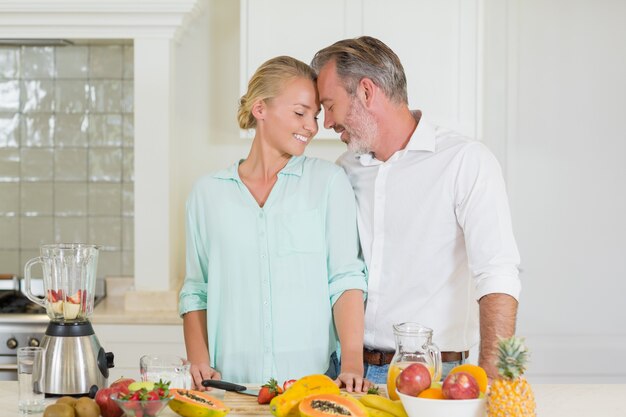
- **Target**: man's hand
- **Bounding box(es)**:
[335,371,373,393]
[189,362,221,391]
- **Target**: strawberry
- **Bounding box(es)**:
[257,378,282,404]
[282,379,296,391]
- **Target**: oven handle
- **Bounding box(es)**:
[0,364,17,370]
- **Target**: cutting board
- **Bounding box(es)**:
[223,386,387,415]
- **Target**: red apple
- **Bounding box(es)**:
[396,363,432,396]
[95,378,135,417]
[442,371,480,399]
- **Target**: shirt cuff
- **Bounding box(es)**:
[329,275,368,306]
[178,280,208,317]
[475,274,521,301]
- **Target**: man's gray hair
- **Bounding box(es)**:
[311,36,408,104]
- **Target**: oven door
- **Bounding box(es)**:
[0,356,17,381]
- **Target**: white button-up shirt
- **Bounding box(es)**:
[337,118,521,352]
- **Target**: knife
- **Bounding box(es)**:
[201,379,259,397]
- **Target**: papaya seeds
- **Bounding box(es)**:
[43,403,76,417]
[73,397,100,417]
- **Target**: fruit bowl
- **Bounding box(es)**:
[111,393,172,417]
[397,390,486,417]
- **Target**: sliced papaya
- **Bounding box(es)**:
[299,394,368,417]
[169,389,230,417]
[270,374,340,417]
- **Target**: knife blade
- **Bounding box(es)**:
[201,379,259,396]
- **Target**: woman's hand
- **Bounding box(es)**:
[190,362,221,391]
[336,370,373,393]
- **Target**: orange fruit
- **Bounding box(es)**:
[448,364,488,393]
[418,387,445,399]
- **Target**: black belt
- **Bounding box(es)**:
[363,348,469,366]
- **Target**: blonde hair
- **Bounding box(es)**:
[238,56,317,129]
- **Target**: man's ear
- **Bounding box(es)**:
[251,99,266,121]
[359,77,377,107]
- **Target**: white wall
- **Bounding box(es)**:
[170,0,626,382]
[486,0,626,382]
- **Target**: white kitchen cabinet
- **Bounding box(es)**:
[241,0,480,139]
[93,324,186,382]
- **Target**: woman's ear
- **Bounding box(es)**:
[251,99,266,121]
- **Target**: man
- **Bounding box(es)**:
[311,36,521,382]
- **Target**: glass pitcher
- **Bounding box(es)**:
[23,244,100,322]
[386,322,442,400]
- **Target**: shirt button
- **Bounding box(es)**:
[263,300,268,305]
[259,212,264,218]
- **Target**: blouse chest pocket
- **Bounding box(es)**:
[276,209,324,255]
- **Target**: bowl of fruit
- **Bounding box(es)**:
[395,363,487,417]
[111,380,172,417]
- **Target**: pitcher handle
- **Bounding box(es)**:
[24,257,46,308]
[427,343,442,383]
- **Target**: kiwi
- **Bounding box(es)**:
[43,403,76,417]
[73,397,100,417]
[56,396,78,407]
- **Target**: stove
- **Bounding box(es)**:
[0,282,105,381]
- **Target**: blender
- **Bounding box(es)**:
[23,243,114,396]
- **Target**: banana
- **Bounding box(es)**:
[363,405,396,417]
[358,394,408,417]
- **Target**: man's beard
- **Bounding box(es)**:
[343,98,377,155]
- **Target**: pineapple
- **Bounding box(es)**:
[487,336,536,417]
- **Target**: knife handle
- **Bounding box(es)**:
[201,379,247,391]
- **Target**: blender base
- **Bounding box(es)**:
[41,321,114,397]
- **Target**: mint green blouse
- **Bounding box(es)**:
[179,156,367,384]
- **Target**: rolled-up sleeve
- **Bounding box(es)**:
[179,191,209,316]
[455,143,521,301]
[325,170,368,306]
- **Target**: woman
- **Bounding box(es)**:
[179,56,369,392]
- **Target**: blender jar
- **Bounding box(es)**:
[24,244,100,322]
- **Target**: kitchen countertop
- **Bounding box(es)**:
[0,383,624,417]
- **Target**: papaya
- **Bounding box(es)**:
[270,374,340,417]
[169,389,230,417]
[299,394,368,417]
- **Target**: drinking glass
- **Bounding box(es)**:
[17,347,45,414]
[140,354,191,389]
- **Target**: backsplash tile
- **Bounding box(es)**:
[56,46,88,79]
[89,148,122,182]
[90,45,123,79]
[54,216,88,243]
[21,47,55,79]
[55,80,89,113]
[0,43,134,277]
[0,183,19,215]
[0,48,20,79]
[0,149,20,181]
[55,114,88,147]
[20,148,54,181]
[89,114,122,147]
[54,182,88,216]
[21,80,55,113]
[20,216,54,249]
[88,183,122,216]
[0,113,20,147]
[54,148,88,181]
[21,182,54,216]
[22,114,55,147]
[0,217,19,249]
[0,80,20,112]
